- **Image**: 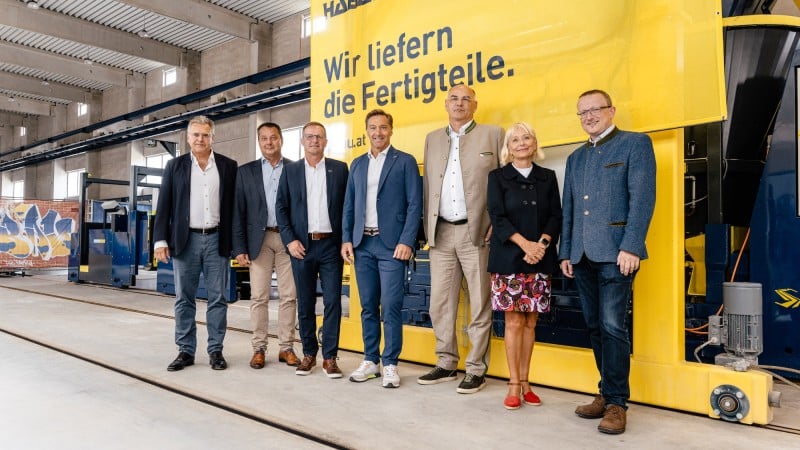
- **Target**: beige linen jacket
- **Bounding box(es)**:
[423,122,503,247]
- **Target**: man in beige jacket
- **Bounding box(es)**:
[418,84,502,394]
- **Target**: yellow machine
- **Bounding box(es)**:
[310,0,797,424]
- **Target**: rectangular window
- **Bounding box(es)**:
[12,180,24,199]
[145,153,172,184]
[67,169,85,198]
[77,102,88,117]
[301,14,312,38]
[19,126,26,137]
[280,126,303,161]
[163,67,177,87]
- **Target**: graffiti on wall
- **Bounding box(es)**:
[0,200,78,267]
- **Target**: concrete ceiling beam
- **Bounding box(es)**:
[121,0,257,41]
[0,42,129,87]
[0,72,90,104]
[0,0,185,67]
[0,96,52,116]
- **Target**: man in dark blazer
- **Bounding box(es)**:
[559,89,657,435]
[153,115,238,372]
[341,109,422,388]
[275,121,348,378]
[232,122,299,370]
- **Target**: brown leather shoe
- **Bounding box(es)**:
[249,350,265,369]
[278,349,299,366]
[296,355,316,375]
[322,358,343,379]
[575,394,606,419]
[598,404,627,434]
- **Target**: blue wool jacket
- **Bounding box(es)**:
[558,128,656,264]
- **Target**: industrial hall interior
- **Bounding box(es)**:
[2,0,800,448]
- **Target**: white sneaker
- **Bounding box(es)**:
[382,364,400,388]
[349,360,380,382]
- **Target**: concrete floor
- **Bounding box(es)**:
[1,271,798,449]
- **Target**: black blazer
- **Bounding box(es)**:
[487,163,562,275]
[232,157,292,259]
[275,157,348,249]
[153,152,238,257]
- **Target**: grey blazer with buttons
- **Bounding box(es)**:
[558,128,656,264]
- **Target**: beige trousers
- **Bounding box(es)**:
[428,221,491,375]
[249,231,297,352]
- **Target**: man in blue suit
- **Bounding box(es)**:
[232,122,299,370]
[275,122,348,378]
[341,109,422,388]
[559,90,656,435]
[154,115,238,372]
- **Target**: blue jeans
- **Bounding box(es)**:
[572,257,634,408]
[172,232,229,355]
[291,237,343,360]
[354,235,406,366]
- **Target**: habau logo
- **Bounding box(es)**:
[323,0,373,19]
[775,288,800,309]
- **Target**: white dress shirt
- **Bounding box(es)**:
[154,151,220,250]
[305,157,332,233]
[189,151,221,228]
[365,147,389,228]
[439,120,472,221]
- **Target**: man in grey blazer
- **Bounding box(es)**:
[418,84,502,394]
[559,89,656,435]
[341,109,422,388]
[232,122,299,370]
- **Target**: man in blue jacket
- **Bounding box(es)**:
[559,90,656,435]
[341,109,422,388]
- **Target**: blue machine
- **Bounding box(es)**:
[748,49,800,372]
[68,166,161,288]
[683,22,800,372]
[155,258,240,303]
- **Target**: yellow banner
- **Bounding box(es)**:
[310,0,725,160]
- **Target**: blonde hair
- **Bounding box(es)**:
[500,122,544,165]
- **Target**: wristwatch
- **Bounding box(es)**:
[538,237,550,248]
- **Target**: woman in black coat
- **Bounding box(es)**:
[487,122,562,410]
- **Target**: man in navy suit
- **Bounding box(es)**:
[341,109,422,388]
[233,122,299,370]
[154,115,238,372]
[275,122,348,378]
[559,89,656,434]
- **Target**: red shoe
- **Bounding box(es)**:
[523,390,542,406]
[504,382,521,410]
[504,394,522,410]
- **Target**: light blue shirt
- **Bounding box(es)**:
[261,158,283,227]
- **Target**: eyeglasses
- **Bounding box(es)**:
[303,134,325,141]
[576,106,612,117]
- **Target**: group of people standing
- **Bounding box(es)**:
[153,86,655,436]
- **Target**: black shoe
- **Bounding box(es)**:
[417,366,458,385]
[167,352,194,371]
[456,374,486,394]
[209,351,227,370]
